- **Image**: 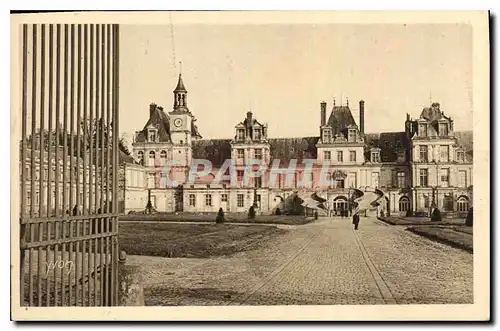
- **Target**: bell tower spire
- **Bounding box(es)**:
[173,61,188,111]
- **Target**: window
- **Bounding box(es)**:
[237,194,244,207]
[237,149,244,160]
[189,194,196,206]
[160,150,167,159]
[255,194,261,207]
[323,130,331,143]
[419,146,428,162]
[440,168,450,187]
[35,167,40,180]
[439,123,449,136]
[221,194,228,202]
[371,172,379,188]
[399,197,410,212]
[440,145,449,162]
[443,194,454,211]
[27,192,31,206]
[137,151,144,164]
[148,130,156,142]
[237,129,245,140]
[457,151,465,162]
[254,129,262,140]
[458,170,467,188]
[348,129,356,142]
[237,170,244,178]
[419,123,427,137]
[347,173,357,188]
[337,151,343,162]
[349,151,356,162]
[423,194,430,208]
[254,176,262,188]
[331,179,345,189]
[35,191,39,205]
[255,149,262,160]
[324,151,331,160]
[147,173,155,188]
[371,151,380,163]
[148,151,155,166]
[419,169,428,187]
[397,171,405,188]
[457,196,469,212]
[205,194,212,206]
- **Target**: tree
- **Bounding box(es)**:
[465,207,473,227]
[119,137,131,156]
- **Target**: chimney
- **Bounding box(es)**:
[359,100,365,134]
[320,101,327,126]
[246,111,253,127]
[149,103,156,117]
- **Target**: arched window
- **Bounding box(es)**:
[457,196,469,212]
[137,151,144,164]
[148,151,155,166]
[160,150,167,158]
[399,196,410,212]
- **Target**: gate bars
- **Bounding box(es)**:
[19,24,120,307]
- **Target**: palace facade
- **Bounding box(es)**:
[124,74,473,217]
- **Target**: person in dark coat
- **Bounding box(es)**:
[216,208,225,224]
[352,212,360,230]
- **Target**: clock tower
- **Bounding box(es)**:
[169,73,194,167]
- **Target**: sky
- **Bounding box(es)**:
[119,23,473,141]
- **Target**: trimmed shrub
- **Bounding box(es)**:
[431,208,442,222]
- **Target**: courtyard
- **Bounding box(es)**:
[122,216,473,306]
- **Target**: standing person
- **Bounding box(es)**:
[352,212,360,230]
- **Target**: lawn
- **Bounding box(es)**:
[120,213,314,226]
[406,226,473,253]
[118,222,286,258]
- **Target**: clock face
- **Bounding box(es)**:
[174,118,183,128]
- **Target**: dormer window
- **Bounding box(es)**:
[322,130,332,143]
[148,129,157,142]
[237,129,245,141]
[419,123,427,137]
[439,123,449,136]
[348,129,356,142]
[254,128,262,140]
[371,149,381,163]
[457,151,465,162]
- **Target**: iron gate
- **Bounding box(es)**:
[19,23,120,306]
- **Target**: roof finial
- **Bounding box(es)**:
[333,97,336,107]
[179,61,182,75]
[346,96,349,107]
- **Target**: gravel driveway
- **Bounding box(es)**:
[126,217,473,305]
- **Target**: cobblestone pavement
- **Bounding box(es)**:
[127,217,473,306]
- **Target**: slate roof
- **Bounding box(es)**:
[135,104,172,143]
[134,103,202,143]
[191,137,320,166]
[326,105,358,137]
[364,132,410,163]
[192,139,232,166]
[268,137,319,162]
[174,74,187,92]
